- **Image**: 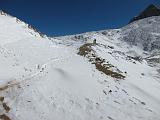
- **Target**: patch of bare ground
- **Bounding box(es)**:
[0,97,11,120]
[0,114,11,120]
[0,97,4,102]
[0,80,21,92]
[2,103,10,113]
[0,96,10,113]
[95,63,125,79]
[0,85,8,91]
[78,43,125,79]
[78,43,94,57]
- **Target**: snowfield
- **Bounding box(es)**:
[0,11,160,120]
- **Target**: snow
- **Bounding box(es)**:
[0,12,160,120]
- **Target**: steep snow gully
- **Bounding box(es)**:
[0,10,160,120]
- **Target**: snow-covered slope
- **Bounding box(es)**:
[0,11,160,120]
[0,11,42,45]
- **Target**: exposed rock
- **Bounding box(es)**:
[129,4,160,23]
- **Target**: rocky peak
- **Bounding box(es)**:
[129,4,160,23]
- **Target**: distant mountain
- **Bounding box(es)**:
[129,4,160,23]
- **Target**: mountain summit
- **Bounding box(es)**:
[129,4,160,23]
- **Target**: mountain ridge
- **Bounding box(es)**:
[129,4,160,23]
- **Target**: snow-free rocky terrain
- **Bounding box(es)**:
[0,10,160,120]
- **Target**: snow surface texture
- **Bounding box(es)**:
[0,11,160,120]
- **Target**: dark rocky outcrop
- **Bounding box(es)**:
[129,4,160,23]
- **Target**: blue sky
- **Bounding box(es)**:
[0,0,159,36]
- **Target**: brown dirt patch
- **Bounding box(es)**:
[78,43,94,57]
[78,43,125,79]
[0,85,8,91]
[0,114,11,120]
[95,63,125,79]
[0,97,4,102]
[2,103,10,113]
